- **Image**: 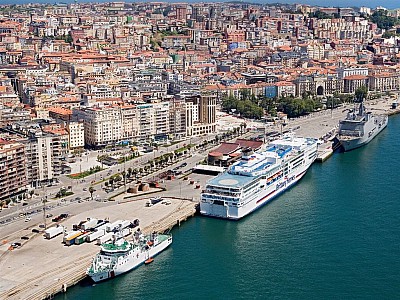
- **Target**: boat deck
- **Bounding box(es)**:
[207,172,255,189]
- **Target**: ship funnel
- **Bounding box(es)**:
[242,147,254,159]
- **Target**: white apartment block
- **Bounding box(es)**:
[67,121,85,149]
[81,106,123,147]
[79,102,172,147]
[24,134,65,187]
[77,94,217,147]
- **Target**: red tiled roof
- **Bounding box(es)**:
[235,139,263,150]
[344,75,368,80]
[212,142,240,155]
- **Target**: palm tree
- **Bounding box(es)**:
[89,187,95,200]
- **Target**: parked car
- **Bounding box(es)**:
[11,242,21,248]
[25,217,31,222]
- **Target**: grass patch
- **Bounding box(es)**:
[68,166,103,179]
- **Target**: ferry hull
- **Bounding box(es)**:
[339,115,388,152]
[200,162,313,220]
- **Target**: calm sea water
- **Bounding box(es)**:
[57,114,400,300]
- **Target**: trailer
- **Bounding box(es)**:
[92,220,108,230]
[86,229,105,242]
[120,220,131,230]
[63,231,83,246]
[94,224,108,233]
[75,232,91,245]
[106,220,122,232]
[112,228,131,239]
[44,226,64,239]
[146,197,162,207]
[81,218,98,231]
[119,228,131,237]
[96,232,113,245]
[63,231,78,243]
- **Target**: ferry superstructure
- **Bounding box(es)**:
[200,135,318,220]
[338,102,388,152]
[87,231,172,283]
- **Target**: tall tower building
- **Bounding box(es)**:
[176,5,187,21]
[0,139,27,202]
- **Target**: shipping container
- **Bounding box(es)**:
[63,231,78,243]
[64,231,83,246]
[75,232,91,245]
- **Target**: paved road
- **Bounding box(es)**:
[4,98,392,228]
[0,133,234,227]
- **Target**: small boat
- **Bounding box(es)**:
[145,257,154,265]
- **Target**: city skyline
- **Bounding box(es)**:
[1,0,400,10]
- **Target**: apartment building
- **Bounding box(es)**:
[5,121,69,187]
[0,139,27,201]
[66,121,85,150]
[368,73,400,92]
[185,93,217,136]
[79,106,123,147]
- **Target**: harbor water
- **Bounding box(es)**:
[57,115,400,300]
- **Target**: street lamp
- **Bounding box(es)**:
[42,195,48,230]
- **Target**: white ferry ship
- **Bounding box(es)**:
[87,231,172,283]
[200,135,318,220]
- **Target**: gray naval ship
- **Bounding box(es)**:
[338,101,388,152]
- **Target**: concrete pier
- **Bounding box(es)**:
[0,198,197,300]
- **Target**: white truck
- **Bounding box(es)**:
[96,232,113,245]
[44,226,64,239]
[106,220,122,232]
[120,220,131,230]
[86,229,105,243]
[113,228,131,239]
[81,218,98,231]
[94,223,108,233]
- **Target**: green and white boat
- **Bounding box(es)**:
[87,231,172,283]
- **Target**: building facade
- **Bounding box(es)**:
[0,139,27,202]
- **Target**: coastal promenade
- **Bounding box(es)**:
[0,97,399,300]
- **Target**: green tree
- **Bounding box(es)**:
[355,85,369,102]
[370,10,399,30]
[89,186,95,200]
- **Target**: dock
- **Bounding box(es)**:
[316,147,333,163]
[0,198,197,300]
[143,200,198,234]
